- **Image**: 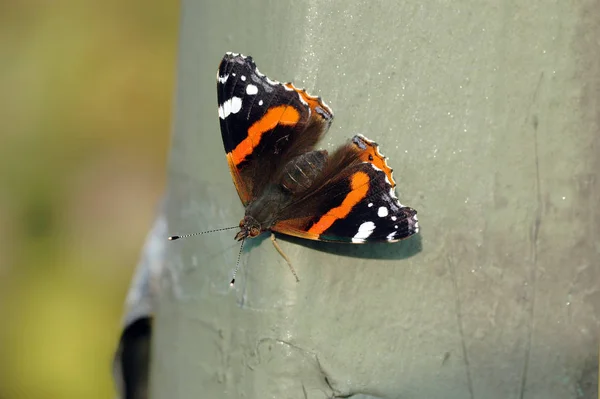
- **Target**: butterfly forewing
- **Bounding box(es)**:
[217,53,333,204]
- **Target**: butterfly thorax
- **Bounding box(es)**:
[237,184,291,240]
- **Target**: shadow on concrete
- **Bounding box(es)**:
[244,231,423,261]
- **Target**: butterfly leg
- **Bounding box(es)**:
[270,233,300,282]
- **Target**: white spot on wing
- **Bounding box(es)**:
[218,74,229,84]
[377,206,388,217]
[386,231,396,241]
[352,221,375,243]
[218,97,243,119]
[368,203,373,207]
[241,75,246,81]
[258,99,264,106]
[246,84,258,95]
[391,216,397,221]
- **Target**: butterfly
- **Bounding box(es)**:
[170,52,419,284]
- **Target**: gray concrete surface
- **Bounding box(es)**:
[152,1,599,398]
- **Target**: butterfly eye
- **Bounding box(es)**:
[250,227,260,237]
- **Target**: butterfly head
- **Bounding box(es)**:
[235,216,262,241]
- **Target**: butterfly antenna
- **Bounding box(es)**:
[230,238,245,286]
[168,226,238,241]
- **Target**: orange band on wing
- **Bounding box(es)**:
[230,105,300,166]
[307,171,370,235]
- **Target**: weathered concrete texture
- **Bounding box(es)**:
[153,1,599,398]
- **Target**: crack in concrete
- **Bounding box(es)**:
[254,339,395,398]
[519,71,544,399]
[255,337,340,397]
[447,255,475,399]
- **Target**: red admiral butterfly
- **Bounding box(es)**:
[170,52,419,284]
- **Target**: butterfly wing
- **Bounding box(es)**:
[217,52,334,205]
[272,135,419,243]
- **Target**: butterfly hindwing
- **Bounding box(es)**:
[272,135,419,243]
[217,52,334,205]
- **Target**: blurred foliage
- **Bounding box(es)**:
[0,0,178,398]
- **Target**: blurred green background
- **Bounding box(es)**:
[0,1,178,398]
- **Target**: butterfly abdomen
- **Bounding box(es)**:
[280,150,328,195]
